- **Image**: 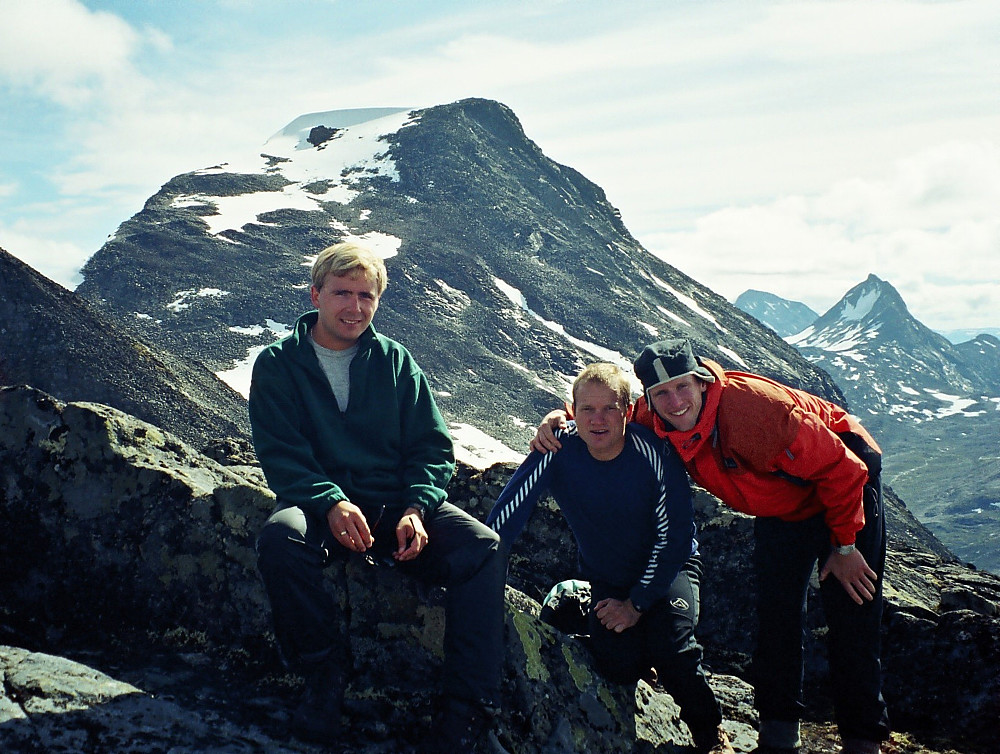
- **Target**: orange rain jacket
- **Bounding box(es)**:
[631,359,880,547]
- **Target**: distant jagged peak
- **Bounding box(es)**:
[815,273,913,328]
[787,274,915,351]
[733,288,818,338]
[831,273,907,321]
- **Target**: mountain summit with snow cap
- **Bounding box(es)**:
[75,98,838,464]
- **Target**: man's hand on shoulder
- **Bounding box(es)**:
[530,409,569,454]
[394,506,428,562]
[327,500,374,552]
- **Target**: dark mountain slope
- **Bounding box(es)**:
[76,98,842,453]
[0,246,250,449]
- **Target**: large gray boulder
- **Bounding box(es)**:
[0,385,755,753]
[1,384,998,753]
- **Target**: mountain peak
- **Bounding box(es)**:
[74,96,843,459]
[787,273,995,422]
[733,289,818,337]
[834,273,907,323]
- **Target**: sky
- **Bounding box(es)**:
[1,0,998,337]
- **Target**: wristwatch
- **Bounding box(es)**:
[834,543,857,555]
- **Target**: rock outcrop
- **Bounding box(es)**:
[0,385,756,753]
[1,384,998,753]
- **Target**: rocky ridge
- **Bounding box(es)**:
[1,384,998,754]
[0,246,249,451]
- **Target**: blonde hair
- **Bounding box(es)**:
[571,363,632,409]
[311,242,387,295]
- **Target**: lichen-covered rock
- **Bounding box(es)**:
[1,384,999,754]
[0,385,276,647]
[0,386,724,753]
[0,646,305,753]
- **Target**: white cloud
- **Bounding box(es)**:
[0,0,141,106]
[647,140,1000,332]
[0,227,85,289]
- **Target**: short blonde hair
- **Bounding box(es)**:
[311,242,387,295]
[571,363,632,409]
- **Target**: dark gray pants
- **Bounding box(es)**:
[587,556,722,735]
[256,502,505,706]
[751,471,890,744]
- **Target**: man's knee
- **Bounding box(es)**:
[430,508,503,583]
[256,511,318,577]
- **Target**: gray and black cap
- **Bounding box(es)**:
[633,339,715,392]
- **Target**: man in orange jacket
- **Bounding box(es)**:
[533,339,889,754]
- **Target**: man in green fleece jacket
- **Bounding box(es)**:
[251,242,505,752]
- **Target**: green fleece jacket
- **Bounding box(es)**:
[248,311,455,522]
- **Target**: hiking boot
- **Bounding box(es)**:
[421,696,505,753]
[290,657,345,744]
[757,718,801,753]
[841,739,881,754]
[692,725,736,754]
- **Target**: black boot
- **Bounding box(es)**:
[291,657,345,745]
[421,696,506,754]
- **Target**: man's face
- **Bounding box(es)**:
[573,381,628,461]
[310,270,380,350]
[647,374,707,432]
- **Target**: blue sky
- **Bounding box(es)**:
[1,0,998,335]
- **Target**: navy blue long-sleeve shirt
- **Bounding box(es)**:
[486,422,697,612]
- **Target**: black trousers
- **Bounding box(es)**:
[586,556,722,735]
[751,470,890,743]
[256,501,506,706]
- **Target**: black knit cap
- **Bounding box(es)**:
[633,339,715,392]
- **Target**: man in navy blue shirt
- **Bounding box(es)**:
[487,363,732,754]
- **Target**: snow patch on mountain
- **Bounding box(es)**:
[170,109,417,243]
[649,274,725,332]
[841,287,881,321]
[786,321,878,353]
[924,391,986,418]
[717,345,749,368]
[449,422,524,470]
[216,319,291,397]
[167,288,230,313]
[492,275,641,392]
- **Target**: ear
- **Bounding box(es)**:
[310,285,320,308]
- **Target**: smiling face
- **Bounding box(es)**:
[573,380,628,461]
[647,374,708,433]
[310,269,380,350]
